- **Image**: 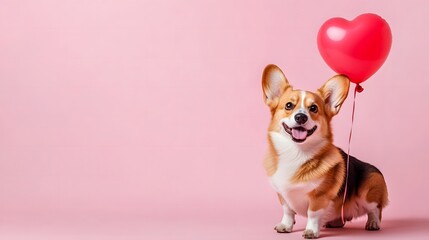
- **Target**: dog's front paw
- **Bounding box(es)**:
[302,229,319,239]
[274,223,293,233]
[365,220,380,231]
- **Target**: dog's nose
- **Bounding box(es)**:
[294,113,308,125]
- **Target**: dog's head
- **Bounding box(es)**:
[262,64,350,146]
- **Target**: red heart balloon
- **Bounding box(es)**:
[317,13,392,84]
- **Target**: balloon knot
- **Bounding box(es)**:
[356,84,364,93]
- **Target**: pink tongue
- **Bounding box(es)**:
[292,129,307,140]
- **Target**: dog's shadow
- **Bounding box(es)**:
[320,217,429,238]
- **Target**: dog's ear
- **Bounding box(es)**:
[319,75,350,116]
[262,64,290,109]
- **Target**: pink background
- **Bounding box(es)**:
[0,0,428,239]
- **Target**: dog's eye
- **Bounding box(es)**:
[309,104,318,113]
[285,102,294,110]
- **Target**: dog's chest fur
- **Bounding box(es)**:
[268,132,325,216]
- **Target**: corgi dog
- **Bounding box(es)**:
[262,64,388,239]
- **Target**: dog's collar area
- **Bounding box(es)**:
[282,123,317,143]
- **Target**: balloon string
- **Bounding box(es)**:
[341,83,362,225]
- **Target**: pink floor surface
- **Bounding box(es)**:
[1,215,428,240]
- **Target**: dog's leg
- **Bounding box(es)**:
[365,204,381,231]
[303,208,325,239]
[303,195,332,239]
[325,218,345,228]
[363,172,387,231]
[274,193,295,233]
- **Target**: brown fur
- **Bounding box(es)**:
[264,136,279,176]
[362,173,389,210]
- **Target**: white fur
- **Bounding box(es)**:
[366,203,381,229]
[280,205,295,226]
[300,91,306,109]
[276,202,296,232]
[305,209,325,237]
[269,131,326,217]
[341,199,378,220]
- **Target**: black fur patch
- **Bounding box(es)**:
[337,148,383,201]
